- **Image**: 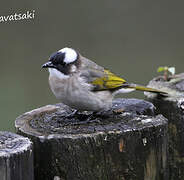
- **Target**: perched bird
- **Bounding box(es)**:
[42,47,166,112]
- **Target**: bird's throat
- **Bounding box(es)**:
[48,68,70,79]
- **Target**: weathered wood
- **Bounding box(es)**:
[15,98,168,180]
[145,73,184,180]
[0,131,34,180]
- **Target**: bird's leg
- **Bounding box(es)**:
[64,111,101,126]
[84,112,101,123]
[64,109,123,126]
[65,109,79,118]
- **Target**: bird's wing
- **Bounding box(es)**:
[79,56,126,91]
[90,69,127,91]
[79,56,168,95]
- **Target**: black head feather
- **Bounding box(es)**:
[42,48,80,75]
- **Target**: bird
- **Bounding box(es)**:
[42,47,166,112]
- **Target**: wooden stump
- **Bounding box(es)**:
[0,131,34,180]
[15,98,168,180]
[145,73,184,180]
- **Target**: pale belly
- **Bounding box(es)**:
[49,75,113,111]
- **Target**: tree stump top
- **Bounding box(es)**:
[15,98,168,180]
[0,131,32,157]
[145,73,184,101]
[15,98,166,139]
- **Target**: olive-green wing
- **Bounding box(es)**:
[90,69,127,91]
[79,56,127,91]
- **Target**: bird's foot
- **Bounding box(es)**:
[64,111,101,126]
[113,108,125,114]
[93,108,123,117]
[65,109,79,119]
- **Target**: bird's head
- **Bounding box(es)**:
[42,47,80,76]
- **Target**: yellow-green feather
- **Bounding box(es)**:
[129,84,167,94]
[90,70,167,94]
[91,70,126,90]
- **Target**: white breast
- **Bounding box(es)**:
[48,68,113,111]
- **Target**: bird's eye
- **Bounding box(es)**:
[62,62,66,66]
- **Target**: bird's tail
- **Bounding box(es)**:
[126,84,167,95]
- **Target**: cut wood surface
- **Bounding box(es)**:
[0,131,34,180]
[15,98,168,180]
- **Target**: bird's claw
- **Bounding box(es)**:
[113,108,125,114]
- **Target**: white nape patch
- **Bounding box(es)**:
[59,47,77,64]
[70,65,77,73]
[48,68,69,79]
[113,88,135,95]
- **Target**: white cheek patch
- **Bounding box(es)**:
[59,47,77,64]
[48,68,69,79]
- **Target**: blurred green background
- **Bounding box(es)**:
[0,0,183,131]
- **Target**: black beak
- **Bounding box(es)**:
[42,61,55,68]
